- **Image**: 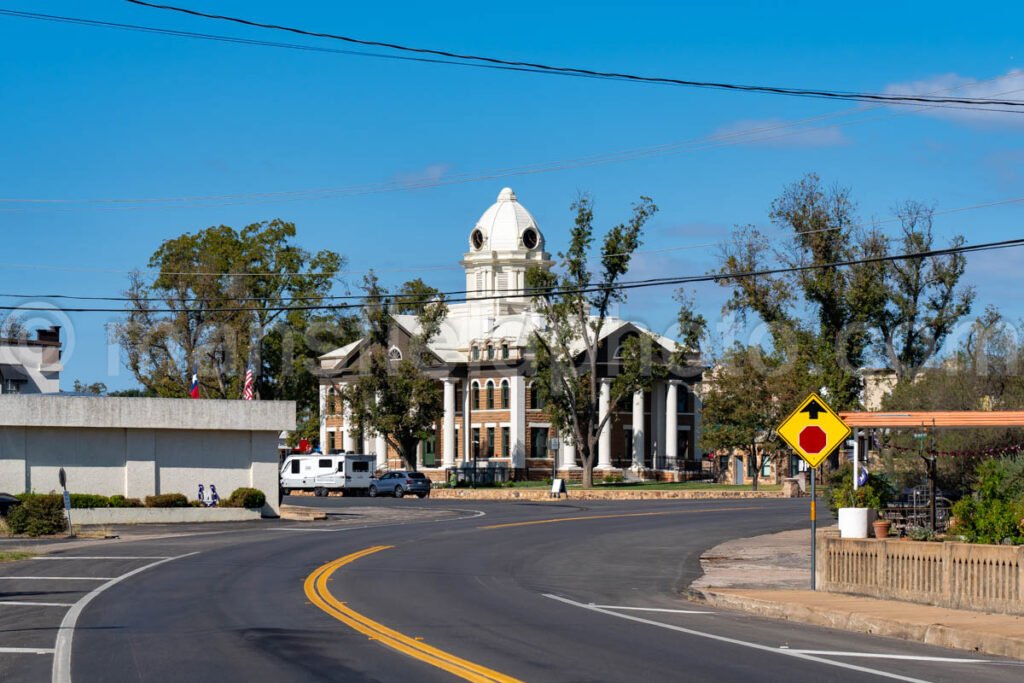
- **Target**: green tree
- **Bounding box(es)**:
[852,201,974,383]
[342,273,448,470]
[394,278,441,315]
[715,174,974,409]
[72,379,108,395]
[526,195,659,488]
[881,307,1024,493]
[700,343,814,490]
[117,220,358,437]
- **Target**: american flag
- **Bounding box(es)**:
[243,365,254,401]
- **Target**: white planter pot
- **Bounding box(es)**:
[837,507,877,539]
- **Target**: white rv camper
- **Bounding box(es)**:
[280,454,376,496]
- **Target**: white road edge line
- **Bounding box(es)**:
[590,604,713,614]
[0,601,74,607]
[32,556,171,561]
[543,594,937,683]
[0,577,114,581]
[783,650,989,663]
[52,551,199,683]
[0,647,55,654]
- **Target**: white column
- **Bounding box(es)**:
[416,441,424,470]
[560,431,578,470]
[374,392,387,470]
[666,382,679,466]
[510,376,526,470]
[631,390,645,469]
[693,388,702,460]
[597,379,613,469]
[443,380,456,468]
[318,384,328,453]
[852,428,861,490]
[653,382,666,469]
[342,397,356,452]
[462,378,473,465]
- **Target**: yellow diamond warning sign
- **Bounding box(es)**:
[777,393,851,468]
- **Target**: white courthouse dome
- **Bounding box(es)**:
[469,187,543,253]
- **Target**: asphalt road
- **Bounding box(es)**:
[2,498,1023,683]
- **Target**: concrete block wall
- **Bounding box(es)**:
[0,396,294,516]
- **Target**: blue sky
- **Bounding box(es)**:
[1,1,1022,389]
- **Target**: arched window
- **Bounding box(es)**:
[327,388,338,415]
[471,345,480,361]
[500,380,509,409]
[471,381,480,409]
[486,380,495,410]
[614,332,640,361]
[388,346,402,361]
[529,382,545,410]
[501,344,510,360]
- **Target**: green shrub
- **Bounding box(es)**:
[107,495,143,508]
[602,474,625,485]
[905,525,937,542]
[7,494,67,536]
[951,458,1024,545]
[144,493,188,508]
[69,494,110,509]
[225,488,266,508]
[828,463,896,514]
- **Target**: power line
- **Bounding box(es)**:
[3,236,1021,314]
[0,191,1020,286]
[0,9,640,85]
[124,0,1024,112]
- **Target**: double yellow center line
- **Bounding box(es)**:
[304,545,522,683]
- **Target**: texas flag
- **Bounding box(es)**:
[189,373,200,399]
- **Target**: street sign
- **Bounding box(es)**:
[58,467,66,490]
[62,490,71,511]
[776,393,851,468]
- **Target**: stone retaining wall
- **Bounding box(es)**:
[817,536,1024,616]
[428,488,782,501]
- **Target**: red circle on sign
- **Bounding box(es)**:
[799,426,827,454]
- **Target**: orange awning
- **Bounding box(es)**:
[839,411,1024,429]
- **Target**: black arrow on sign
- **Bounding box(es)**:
[801,399,826,420]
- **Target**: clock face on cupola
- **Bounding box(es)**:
[461,188,552,310]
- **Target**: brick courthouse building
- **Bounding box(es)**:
[317,188,703,480]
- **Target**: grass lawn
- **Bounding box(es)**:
[0,551,34,562]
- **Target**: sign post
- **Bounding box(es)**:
[58,467,74,538]
[777,393,851,591]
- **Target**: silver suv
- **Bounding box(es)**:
[368,471,431,499]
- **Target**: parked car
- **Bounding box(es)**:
[369,471,431,499]
[0,492,19,517]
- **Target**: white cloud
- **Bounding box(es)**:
[393,163,450,188]
[710,118,850,148]
[884,68,1024,127]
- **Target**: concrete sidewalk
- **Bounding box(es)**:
[688,528,1024,660]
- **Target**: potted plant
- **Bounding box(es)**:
[872,517,892,539]
[829,464,896,538]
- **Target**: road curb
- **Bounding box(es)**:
[427,489,786,501]
[688,587,1024,661]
